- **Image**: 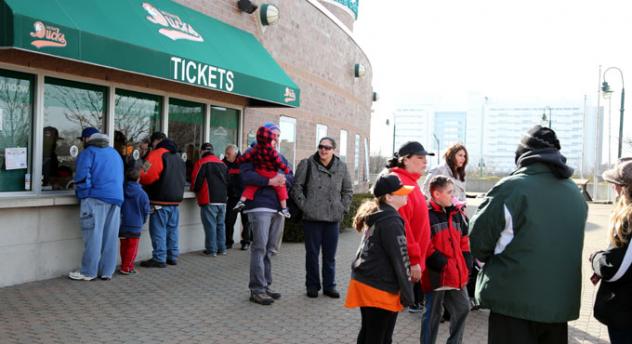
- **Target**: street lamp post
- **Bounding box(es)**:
[541,106,552,128]
[602,67,625,158]
[432,134,440,165]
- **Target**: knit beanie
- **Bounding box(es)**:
[262,122,280,132]
[515,125,561,163]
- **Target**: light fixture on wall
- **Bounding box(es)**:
[237,0,258,14]
[372,91,379,102]
[260,4,279,25]
[354,63,366,78]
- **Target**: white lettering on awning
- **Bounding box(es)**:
[170,56,235,93]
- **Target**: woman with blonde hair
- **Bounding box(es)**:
[590,157,632,343]
[345,174,415,344]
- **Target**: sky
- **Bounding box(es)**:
[353,0,632,155]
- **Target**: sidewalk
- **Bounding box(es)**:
[0,202,613,343]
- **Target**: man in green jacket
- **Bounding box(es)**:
[470,125,587,344]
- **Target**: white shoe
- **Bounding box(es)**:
[68,271,95,281]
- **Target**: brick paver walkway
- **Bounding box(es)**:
[0,201,613,343]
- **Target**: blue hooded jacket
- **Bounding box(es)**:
[119,181,151,236]
[239,147,293,211]
[74,134,124,206]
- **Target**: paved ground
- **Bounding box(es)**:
[0,200,613,343]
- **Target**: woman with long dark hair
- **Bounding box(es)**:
[423,143,468,205]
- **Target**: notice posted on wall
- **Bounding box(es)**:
[5,147,27,170]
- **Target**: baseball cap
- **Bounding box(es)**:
[602,157,632,186]
[200,142,214,153]
[397,141,434,157]
[373,174,415,197]
[77,127,99,139]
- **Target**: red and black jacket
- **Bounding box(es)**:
[422,200,472,293]
[191,153,228,206]
[140,139,186,205]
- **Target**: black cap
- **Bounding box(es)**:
[397,141,434,157]
[201,142,214,153]
[150,132,167,142]
[373,174,415,197]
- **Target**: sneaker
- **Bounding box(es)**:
[250,292,274,305]
[99,276,111,281]
[408,303,423,313]
[166,258,177,266]
[266,288,282,300]
[68,271,95,281]
[140,259,166,268]
[323,289,340,299]
[240,243,250,251]
[218,251,227,256]
[306,290,318,298]
[233,201,246,211]
[119,269,137,275]
[202,249,213,256]
[278,208,291,218]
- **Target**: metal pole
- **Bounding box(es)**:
[392,121,396,154]
[593,65,602,200]
[548,107,552,128]
[433,134,440,165]
[619,87,625,158]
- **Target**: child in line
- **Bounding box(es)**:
[119,161,151,274]
[421,176,471,344]
[591,157,632,344]
[233,124,292,218]
[345,174,415,344]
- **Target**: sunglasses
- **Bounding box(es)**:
[318,145,333,151]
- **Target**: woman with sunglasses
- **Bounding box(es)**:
[290,136,354,299]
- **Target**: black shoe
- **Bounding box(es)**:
[202,249,213,256]
[140,259,166,268]
[166,258,177,266]
[323,289,340,298]
[265,288,282,300]
[250,292,274,305]
[306,290,318,298]
[241,243,250,251]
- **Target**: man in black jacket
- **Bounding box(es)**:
[223,144,250,250]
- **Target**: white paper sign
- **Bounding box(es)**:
[5,147,27,170]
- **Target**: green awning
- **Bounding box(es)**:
[0,0,300,107]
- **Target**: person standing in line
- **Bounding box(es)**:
[191,143,229,257]
[385,141,434,313]
[469,125,587,344]
[118,161,151,275]
[223,144,251,250]
[590,157,632,344]
[139,132,186,268]
[291,137,353,298]
[345,174,415,344]
[68,127,124,281]
[422,143,468,206]
[421,176,471,344]
[241,122,292,305]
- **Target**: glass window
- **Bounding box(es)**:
[168,98,204,181]
[209,106,240,158]
[316,124,327,147]
[0,70,34,192]
[43,77,106,191]
[354,134,360,182]
[279,116,296,169]
[339,129,348,162]
[114,89,161,161]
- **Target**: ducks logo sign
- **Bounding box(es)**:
[30,21,67,49]
[143,3,204,42]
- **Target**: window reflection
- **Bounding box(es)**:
[279,116,296,169]
[168,99,203,181]
[115,89,161,162]
[209,106,239,158]
[43,78,106,191]
[0,71,33,192]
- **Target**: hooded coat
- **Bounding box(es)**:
[74,133,124,206]
[140,139,186,205]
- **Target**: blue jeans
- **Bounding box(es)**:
[248,211,284,294]
[303,221,339,292]
[149,205,180,263]
[79,198,121,278]
[200,204,227,253]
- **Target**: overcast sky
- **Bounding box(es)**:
[353,0,632,153]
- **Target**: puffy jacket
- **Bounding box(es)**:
[191,153,228,206]
[390,167,432,269]
[290,154,353,223]
[119,181,151,236]
[351,203,414,306]
[422,200,471,293]
[74,134,124,206]
[140,139,186,205]
[223,156,243,199]
[470,162,587,323]
[591,238,632,328]
[240,148,293,212]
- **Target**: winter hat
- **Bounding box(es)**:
[262,122,280,132]
[515,125,561,162]
[602,157,632,186]
[77,127,99,139]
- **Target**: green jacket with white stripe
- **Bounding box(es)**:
[469,162,587,323]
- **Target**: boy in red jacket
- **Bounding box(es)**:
[421,176,471,344]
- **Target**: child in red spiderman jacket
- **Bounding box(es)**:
[233,125,292,218]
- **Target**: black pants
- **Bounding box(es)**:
[489,312,568,344]
[413,282,423,305]
[225,197,250,247]
[357,307,398,344]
